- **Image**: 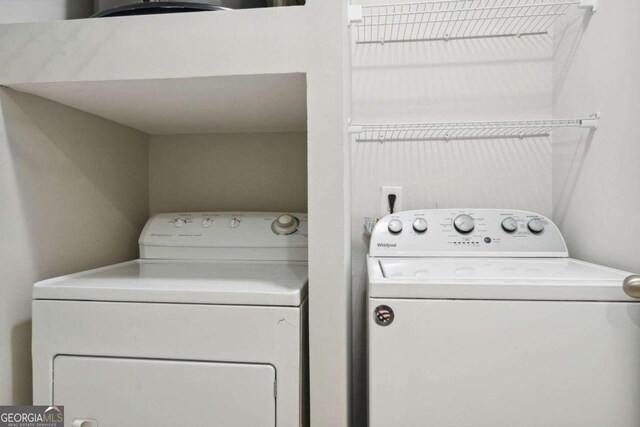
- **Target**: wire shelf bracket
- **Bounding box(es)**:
[349,114,600,143]
[349,3,364,24]
[349,0,597,44]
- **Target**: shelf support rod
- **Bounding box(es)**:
[578,0,598,14]
[348,3,363,26]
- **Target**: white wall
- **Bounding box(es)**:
[149,132,307,214]
[349,1,556,423]
[0,3,352,423]
[552,2,640,273]
[0,88,149,404]
[0,0,92,24]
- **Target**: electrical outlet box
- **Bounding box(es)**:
[380,186,402,217]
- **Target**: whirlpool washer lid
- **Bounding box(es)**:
[33,259,308,306]
[368,256,635,302]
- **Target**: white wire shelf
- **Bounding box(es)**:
[349,115,599,142]
[349,0,597,44]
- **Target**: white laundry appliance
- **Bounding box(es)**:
[32,212,308,427]
[367,209,640,427]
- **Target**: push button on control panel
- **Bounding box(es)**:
[229,217,241,228]
[174,218,186,228]
[202,218,214,228]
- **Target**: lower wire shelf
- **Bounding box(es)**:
[349,115,599,142]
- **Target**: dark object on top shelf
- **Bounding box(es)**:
[93,0,273,18]
[266,0,305,4]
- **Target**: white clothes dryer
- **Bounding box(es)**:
[367,209,640,427]
[33,212,308,427]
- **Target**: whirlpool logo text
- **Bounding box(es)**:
[377,243,397,248]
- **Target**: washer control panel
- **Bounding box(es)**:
[370,209,568,258]
[140,212,308,261]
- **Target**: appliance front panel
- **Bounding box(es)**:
[369,209,568,258]
[54,356,275,427]
[32,300,304,426]
[139,212,308,261]
[368,298,640,427]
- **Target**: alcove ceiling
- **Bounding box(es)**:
[11,73,307,134]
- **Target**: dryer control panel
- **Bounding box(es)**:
[140,212,308,261]
[369,209,568,258]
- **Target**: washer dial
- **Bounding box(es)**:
[272,214,299,235]
[501,217,518,233]
[527,218,545,234]
[388,219,403,234]
[412,218,428,233]
[453,214,475,234]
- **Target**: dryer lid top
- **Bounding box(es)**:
[34,259,308,306]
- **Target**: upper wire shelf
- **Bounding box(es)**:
[349,0,597,44]
[349,115,599,142]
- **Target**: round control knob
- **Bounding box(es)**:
[453,214,475,234]
[412,218,428,233]
[387,219,403,234]
[527,218,545,234]
[272,214,299,235]
[174,218,186,228]
[501,217,518,233]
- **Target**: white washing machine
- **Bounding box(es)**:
[33,212,308,427]
[368,209,640,427]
